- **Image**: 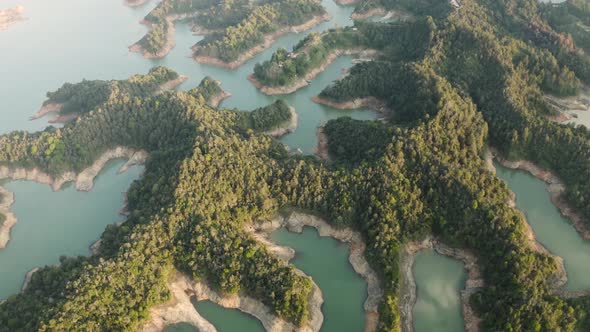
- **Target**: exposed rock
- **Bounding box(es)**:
[311,96,391,120]
[130,13,199,59]
[314,126,330,162]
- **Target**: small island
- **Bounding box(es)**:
[0,5,26,31]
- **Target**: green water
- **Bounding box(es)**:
[0,160,143,299]
[412,250,466,332]
[194,300,265,332]
[271,227,367,332]
[495,164,590,291]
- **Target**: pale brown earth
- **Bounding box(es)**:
[314,126,330,162]
[311,95,391,120]
[130,13,199,59]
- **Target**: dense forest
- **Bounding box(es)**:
[137,0,326,61]
[42,67,180,115]
[2,0,590,331]
[252,18,437,88]
[193,0,326,63]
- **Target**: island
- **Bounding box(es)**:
[130,0,330,65]
[0,5,26,31]
[2,0,590,331]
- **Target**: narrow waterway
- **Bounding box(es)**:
[0,160,143,299]
[271,227,367,332]
[495,164,590,291]
[412,250,465,332]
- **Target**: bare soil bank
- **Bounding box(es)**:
[0,5,27,31]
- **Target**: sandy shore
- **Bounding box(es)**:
[193,13,332,69]
[30,103,63,121]
[399,237,483,332]
[248,49,378,95]
[0,147,148,250]
[0,5,27,31]
[263,107,298,138]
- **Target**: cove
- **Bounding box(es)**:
[270,226,367,332]
[412,250,465,332]
[193,300,265,332]
[0,160,143,299]
[495,163,590,291]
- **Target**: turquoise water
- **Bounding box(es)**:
[194,300,265,332]
[0,160,143,299]
[271,227,367,332]
[496,164,590,291]
[412,250,466,332]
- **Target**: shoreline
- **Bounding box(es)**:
[192,12,332,70]
[248,49,378,95]
[314,126,329,161]
[544,88,590,123]
[141,211,382,332]
[0,5,27,31]
[130,13,198,59]
[139,271,323,332]
[0,147,148,250]
[490,149,590,240]
[312,95,391,119]
[124,0,150,7]
[333,0,362,5]
[207,90,231,108]
[153,75,189,95]
[398,237,483,332]
[487,149,590,299]
[0,187,17,249]
[351,8,408,20]
[251,211,383,332]
[263,107,298,138]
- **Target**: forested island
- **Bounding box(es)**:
[30,67,186,124]
[0,5,26,31]
[131,0,330,64]
[2,0,590,331]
